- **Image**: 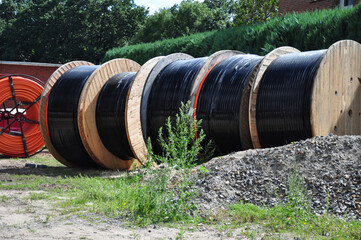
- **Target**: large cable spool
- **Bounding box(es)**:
[40,59,140,169]
[254,40,361,148]
[77,59,140,170]
[140,53,193,149]
[47,65,101,168]
[39,61,94,167]
[194,54,263,154]
[0,75,45,157]
[249,47,300,149]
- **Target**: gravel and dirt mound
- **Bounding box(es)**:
[1,135,360,239]
[193,135,361,219]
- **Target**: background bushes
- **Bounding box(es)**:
[104,4,361,64]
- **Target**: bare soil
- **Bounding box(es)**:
[0,153,253,240]
[0,189,250,240]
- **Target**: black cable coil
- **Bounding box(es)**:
[256,50,326,148]
[195,55,263,154]
[47,65,99,167]
[147,58,207,155]
[96,72,136,160]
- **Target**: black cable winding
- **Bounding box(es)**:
[256,50,326,148]
[147,58,207,154]
[47,65,99,168]
[96,72,136,160]
[195,55,263,154]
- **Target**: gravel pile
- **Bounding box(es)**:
[192,135,361,219]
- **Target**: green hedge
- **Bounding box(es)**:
[103,4,361,64]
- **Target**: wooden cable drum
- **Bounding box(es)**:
[140,53,193,149]
[39,61,94,167]
[311,40,361,137]
[78,58,140,170]
[249,47,300,149]
[194,54,264,154]
[125,56,164,162]
[253,40,361,148]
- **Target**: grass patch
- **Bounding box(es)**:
[2,152,64,167]
[28,192,50,201]
[58,169,198,226]
[0,195,9,202]
[23,155,64,167]
[229,203,361,239]
[0,174,70,190]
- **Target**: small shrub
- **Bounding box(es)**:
[148,101,214,169]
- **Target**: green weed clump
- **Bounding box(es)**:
[147,101,214,169]
[103,4,361,64]
[61,101,211,225]
[60,170,198,226]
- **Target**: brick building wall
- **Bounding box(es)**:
[279,0,360,14]
[0,61,61,84]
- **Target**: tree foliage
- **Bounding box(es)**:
[0,0,147,63]
[0,0,280,63]
[131,0,234,44]
[234,0,279,25]
[131,0,279,44]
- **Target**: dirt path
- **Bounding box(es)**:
[0,156,252,240]
[0,189,254,240]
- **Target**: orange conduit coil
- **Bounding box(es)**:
[0,75,45,157]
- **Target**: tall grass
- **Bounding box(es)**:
[103,4,361,64]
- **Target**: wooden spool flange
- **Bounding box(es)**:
[140,53,193,142]
[125,56,164,162]
[78,58,140,170]
[39,61,94,167]
[249,47,300,149]
[311,40,361,137]
[189,50,243,110]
